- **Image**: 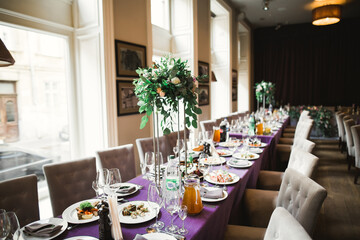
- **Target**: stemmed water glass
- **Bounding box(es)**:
[204,131,212,144]
[173,140,184,158]
[108,168,122,195]
[0,211,9,240]
[144,152,154,180]
[5,212,20,240]
[147,183,165,230]
[177,205,188,235]
[96,168,109,200]
[164,193,180,233]
[92,181,100,199]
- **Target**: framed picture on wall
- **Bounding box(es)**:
[116,80,139,116]
[115,40,147,77]
[198,84,210,106]
[232,70,238,101]
[198,61,209,83]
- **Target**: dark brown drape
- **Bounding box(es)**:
[254,18,360,106]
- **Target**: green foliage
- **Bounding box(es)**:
[255,81,276,104]
[133,56,204,133]
[80,201,93,210]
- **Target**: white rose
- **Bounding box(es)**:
[171,77,181,85]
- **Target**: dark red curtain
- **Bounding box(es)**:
[254,18,360,106]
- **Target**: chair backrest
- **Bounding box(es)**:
[277,168,327,235]
[294,121,313,141]
[215,117,224,126]
[288,147,319,178]
[298,110,310,122]
[264,207,312,240]
[337,113,346,139]
[293,139,315,153]
[200,119,216,134]
[335,112,342,138]
[97,144,136,182]
[43,157,96,216]
[136,135,172,165]
[0,175,39,227]
[165,130,189,151]
[344,119,355,153]
[351,125,360,168]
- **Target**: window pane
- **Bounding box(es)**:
[151,0,169,30]
[5,101,15,122]
[0,82,15,94]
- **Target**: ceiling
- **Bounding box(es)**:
[228,0,360,29]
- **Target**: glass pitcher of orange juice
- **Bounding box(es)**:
[256,122,263,135]
[213,127,221,142]
[182,174,203,215]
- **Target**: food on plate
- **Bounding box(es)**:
[237,152,256,159]
[217,149,231,156]
[200,157,223,165]
[193,145,204,151]
[77,201,99,220]
[121,203,149,219]
[209,170,234,183]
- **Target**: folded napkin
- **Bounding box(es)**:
[117,185,136,194]
[200,187,223,199]
[24,223,62,237]
[230,159,249,167]
[210,143,219,158]
[133,234,147,240]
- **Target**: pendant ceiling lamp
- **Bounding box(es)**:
[312,5,341,26]
[0,39,15,67]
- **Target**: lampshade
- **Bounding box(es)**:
[0,39,15,67]
[312,5,341,26]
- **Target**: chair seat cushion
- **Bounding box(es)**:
[257,170,283,191]
[278,138,294,145]
[283,133,295,138]
[224,225,266,240]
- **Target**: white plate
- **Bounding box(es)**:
[216,149,233,157]
[64,237,98,240]
[249,148,263,154]
[233,152,260,160]
[199,157,226,165]
[202,190,228,202]
[20,218,67,240]
[142,233,176,240]
[227,159,253,168]
[219,141,241,147]
[115,183,140,197]
[245,142,267,148]
[204,172,240,185]
[118,201,159,224]
[62,199,100,224]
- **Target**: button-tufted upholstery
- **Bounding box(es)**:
[350,125,360,183]
[264,207,312,240]
[277,168,327,234]
[0,174,39,227]
[258,147,318,190]
[96,144,136,182]
[136,135,172,165]
[344,119,355,157]
[43,157,96,217]
[244,168,327,236]
[280,120,313,143]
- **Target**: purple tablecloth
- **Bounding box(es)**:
[56,119,289,240]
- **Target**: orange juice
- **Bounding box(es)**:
[256,123,263,135]
[182,175,203,215]
[213,127,221,142]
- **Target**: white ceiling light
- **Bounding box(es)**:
[263,0,270,11]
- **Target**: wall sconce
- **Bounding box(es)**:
[312,5,341,26]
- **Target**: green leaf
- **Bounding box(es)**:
[193,107,202,114]
[192,120,198,128]
[140,115,148,129]
[139,105,147,113]
[163,128,171,135]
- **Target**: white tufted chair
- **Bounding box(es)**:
[344,119,356,170]
[96,144,136,182]
[281,120,313,143]
[0,175,39,227]
[284,110,311,133]
[351,125,360,184]
[43,157,96,216]
[257,147,318,190]
[242,168,327,235]
[335,111,343,148]
[338,113,347,152]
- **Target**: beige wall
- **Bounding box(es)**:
[197,0,211,121]
[113,0,151,175]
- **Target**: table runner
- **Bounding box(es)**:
[57,118,289,240]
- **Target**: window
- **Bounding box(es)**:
[151,0,170,30]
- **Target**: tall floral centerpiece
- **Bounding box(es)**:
[133,56,203,183]
[255,81,276,109]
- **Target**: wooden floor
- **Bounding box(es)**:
[312,139,360,240]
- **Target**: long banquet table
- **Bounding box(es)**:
[56,118,289,240]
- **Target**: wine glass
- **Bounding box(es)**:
[0,212,10,240]
[164,194,180,233]
[173,140,184,158]
[108,168,122,195]
[96,168,109,200]
[92,180,100,198]
[5,212,20,240]
[144,152,154,180]
[147,183,165,230]
[177,205,188,235]
[204,131,212,144]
